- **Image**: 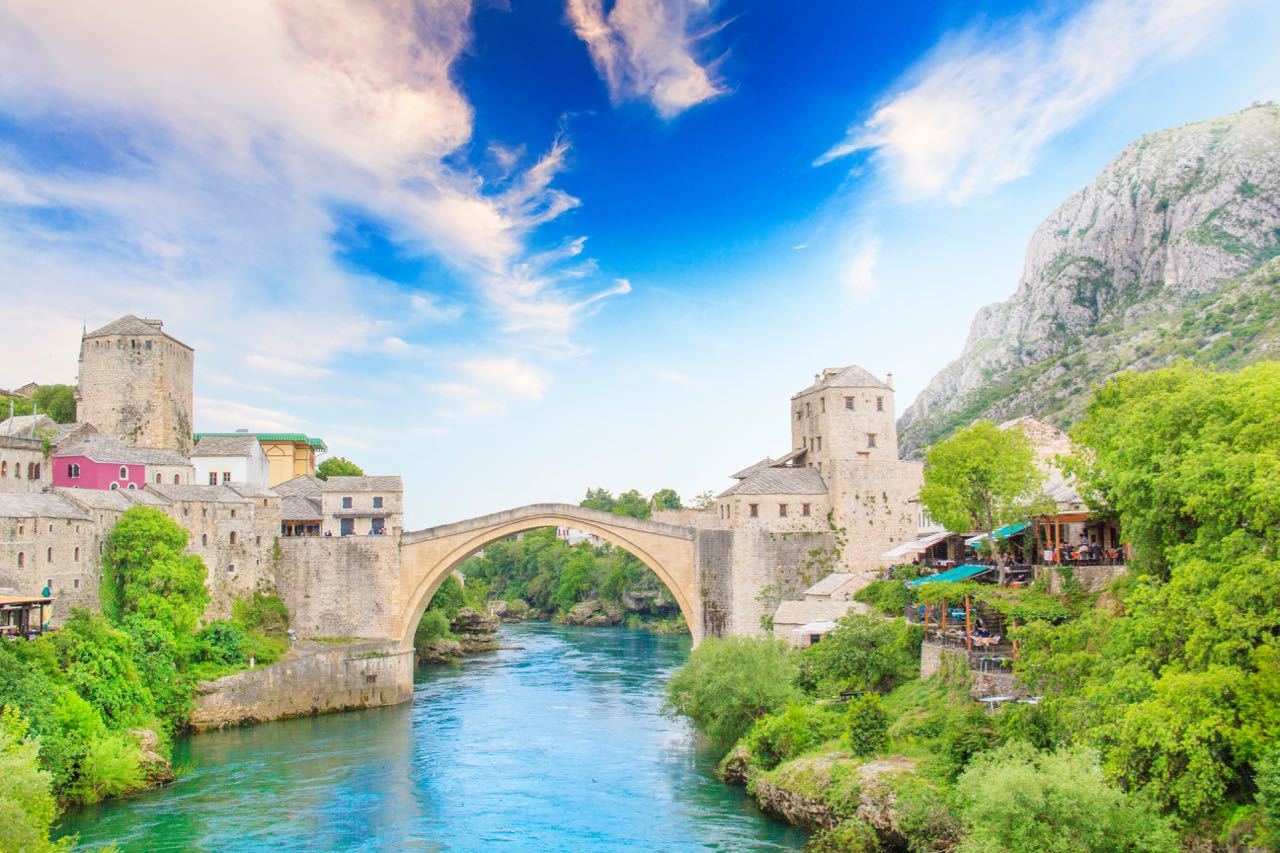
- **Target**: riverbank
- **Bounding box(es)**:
[58,623,808,850]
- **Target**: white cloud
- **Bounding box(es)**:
[245,355,334,379]
[194,397,300,432]
[654,369,701,388]
[460,357,550,401]
[566,0,727,118]
[842,237,880,298]
[818,0,1246,202]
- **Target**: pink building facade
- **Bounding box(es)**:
[52,455,146,491]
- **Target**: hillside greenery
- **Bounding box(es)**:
[669,361,1280,850]
[2,384,77,424]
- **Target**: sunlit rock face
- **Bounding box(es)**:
[899,103,1280,458]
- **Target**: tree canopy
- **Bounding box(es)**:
[99,506,209,637]
[3,384,76,424]
[920,420,1043,540]
[316,456,364,480]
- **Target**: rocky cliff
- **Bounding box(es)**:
[898,102,1280,457]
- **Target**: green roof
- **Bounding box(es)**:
[964,520,1031,547]
[911,564,994,587]
[194,432,327,452]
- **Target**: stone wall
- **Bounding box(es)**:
[1043,564,1127,593]
[726,528,836,636]
[829,457,923,577]
[0,509,104,621]
[190,641,413,730]
[694,528,735,638]
[76,329,193,454]
[0,436,50,493]
[275,536,401,639]
[919,641,1025,698]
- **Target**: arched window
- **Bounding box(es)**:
[1,461,6,476]
[229,531,237,545]
[119,466,128,479]
[16,553,24,568]
[201,534,207,546]
[155,473,161,483]
[127,483,136,490]
[109,482,118,491]
[74,547,80,561]
[46,547,52,562]
[173,474,180,484]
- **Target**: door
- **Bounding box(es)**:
[340,518,355,537]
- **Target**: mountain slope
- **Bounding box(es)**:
[898,102,1280,458]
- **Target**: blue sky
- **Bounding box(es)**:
[1,0,1277,524]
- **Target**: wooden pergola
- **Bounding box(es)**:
[0,593,53,639]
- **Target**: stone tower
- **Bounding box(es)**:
[76,315,194,454]
[790,365,899,474]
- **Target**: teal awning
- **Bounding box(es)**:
[911,564,993,587]
[964,520,1031,547]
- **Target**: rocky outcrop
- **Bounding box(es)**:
[560,598,623,627]
[453,608,499,653]
[129,728,175,787]
[899,102,1280,457]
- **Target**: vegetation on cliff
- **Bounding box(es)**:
[670,361,1280,850]
[0,507,292,846]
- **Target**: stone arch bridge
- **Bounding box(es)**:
[396,504,704,648]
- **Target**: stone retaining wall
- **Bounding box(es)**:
[190,641,413,730]
[919,641,1025,698]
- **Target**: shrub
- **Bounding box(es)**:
[1255,747,1280,830]
[954,742,1178,853]
[415,610,453,644]
[798,613,920,696]
[742,704,843,769]
[854,579,912,616]
[428,576,466,620]
[846,694,889,757]
[100,506,209,635]
[51,612,153,728]
[68,731,145,805]
[231,591,290,636]
[193,621,249,666]
[666,637,799,747]
[808,818,878,852]
[0,707,69,853]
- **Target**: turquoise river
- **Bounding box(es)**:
[57,622,808,851]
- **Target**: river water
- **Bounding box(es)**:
[58,622,807,851]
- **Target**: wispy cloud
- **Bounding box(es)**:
[0,0,627,385]
[245,355,334,379]
[566,0,728,118]
[654,369,702,389]
[841,236,880,299]
[818,0,1246,202]
[461,357,551,401]
[194,397,300,432]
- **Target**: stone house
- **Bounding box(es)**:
[52,433,193,491]
[191,434,271,488]
[317,476,403,537]
[0,435,51,493]
[771,598,868,647]
[0,492,104,622]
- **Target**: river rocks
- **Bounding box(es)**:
[454,608,500,653]
[128,728,175,787]
[489,599,533,622]
[717,744,753,786]
[559,598,625,627]
[416,638,464,664]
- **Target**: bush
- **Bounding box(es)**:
[798,613,920,696]
[854,580,912,616]
[68,731,145,805]
[808,818,878,852]
[231,591,290,636]
[51,612,153,728]
[428,576,466,620]
[954,742,1178,853]
[1255,747,1280,830]
[415,610,453,643]
[193,621,249,666]
[742,704,844,769]
[666,637,799,748]
[100,506,209,635]
[0,707,69,852]
[846,694,889,757]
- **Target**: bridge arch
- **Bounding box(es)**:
[396,504,700,651]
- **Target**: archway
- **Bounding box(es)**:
[396,504,700,651]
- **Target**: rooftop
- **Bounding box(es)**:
[273,475,322,497]
[773,599,866,626]
[0,415,95,445]
[84,314,191,349]
[281,495,323,521]
[191,435,260,457]
[792,365,891,398]
[0,492,92,520]
[55,434,188,467]
[804,573,857,597]
[316,475,403,493]
[719,466,827,497]
[193,432,328,453]
[148,483,252,504]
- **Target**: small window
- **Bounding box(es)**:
[229,532,237,545]
[779,504,788,518]
[222,472,231,483]
[201,534,208,546]
[227,564,236,573]
[802,503,811,517]
[74,547,80,561]
[820,397,826,413]
[46,547,52,562]
[173,474,180,484]
[256,535,261,546]
[876,396,884,412]
[119,466,128,479]
[1,462,5,476]
[74,578,79,588]
[16,553,23,568]
[154,472,161,483]
[749,503,759,518]
[230,509,237,518]
[805,402,811,417]
[364,673,377,685]
[209,472,218,485]
[867,433,877,449]
[373,497,383,509]
[145,340,152,350]
[202,508,208,517]
[814,436,822,452]
[127,483,136,490]
[844,396,854,410]
[342,497,353,509]
[795,409,801,421]
[109,482,118,491]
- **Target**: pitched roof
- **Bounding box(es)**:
[191,435,260,457]
[55,434,189,467]
[730,458,775,479]
[83,315,191,349]
[147,484,251,504]
[281,495,323,521]
[194,433,328,453]
[0,492,92,520]
[59,488,135,512]
[119,489,170,507]
[772,599,866,626]
[316,475,402,492]
[0,415,93,444]
[792,365,890,397]
[226,483,278,499]
[719,467,827,497]
[273,475,322,497]
[804,573,857,597]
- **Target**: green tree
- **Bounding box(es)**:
[665,637,799,747]
[691,490,716,510]
[554,548,598,613]
[100,506,209,636]
[580,488,616,513]
[651,488,682,511]
[316,456,364,480]
[845,693,889,757]
[0,707,72,852]
[920,420,1044,573]
[1,384,76,424]
[954,743,1177,853]
[798,613,920,696]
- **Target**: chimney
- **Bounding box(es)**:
[886,372,894,389]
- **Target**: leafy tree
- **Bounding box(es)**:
[316,456,364,480]
[554,548,599,613]
[797,613,920,696]
[691,490,716,510]
[919,420,1044,573]
[665,637,799,747]
[49,613,153,729]
[954,743,1177,853]
[651,488,682,511]
[231,591,290,637]
[0,707,72,852]
[743,703,844,769]
[1,384,76,424]
[580,488,616,513]
[100,506,209,636]
[612,489,651,519]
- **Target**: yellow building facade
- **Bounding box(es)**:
[194,433,326,487]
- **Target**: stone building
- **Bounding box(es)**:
[0,436,51,493]
[76,315,194,454]
[0,492,104,621]
[52,433,193,491]
[274,474,404,538]
[191,434,271,488]
[195,432,326,487]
